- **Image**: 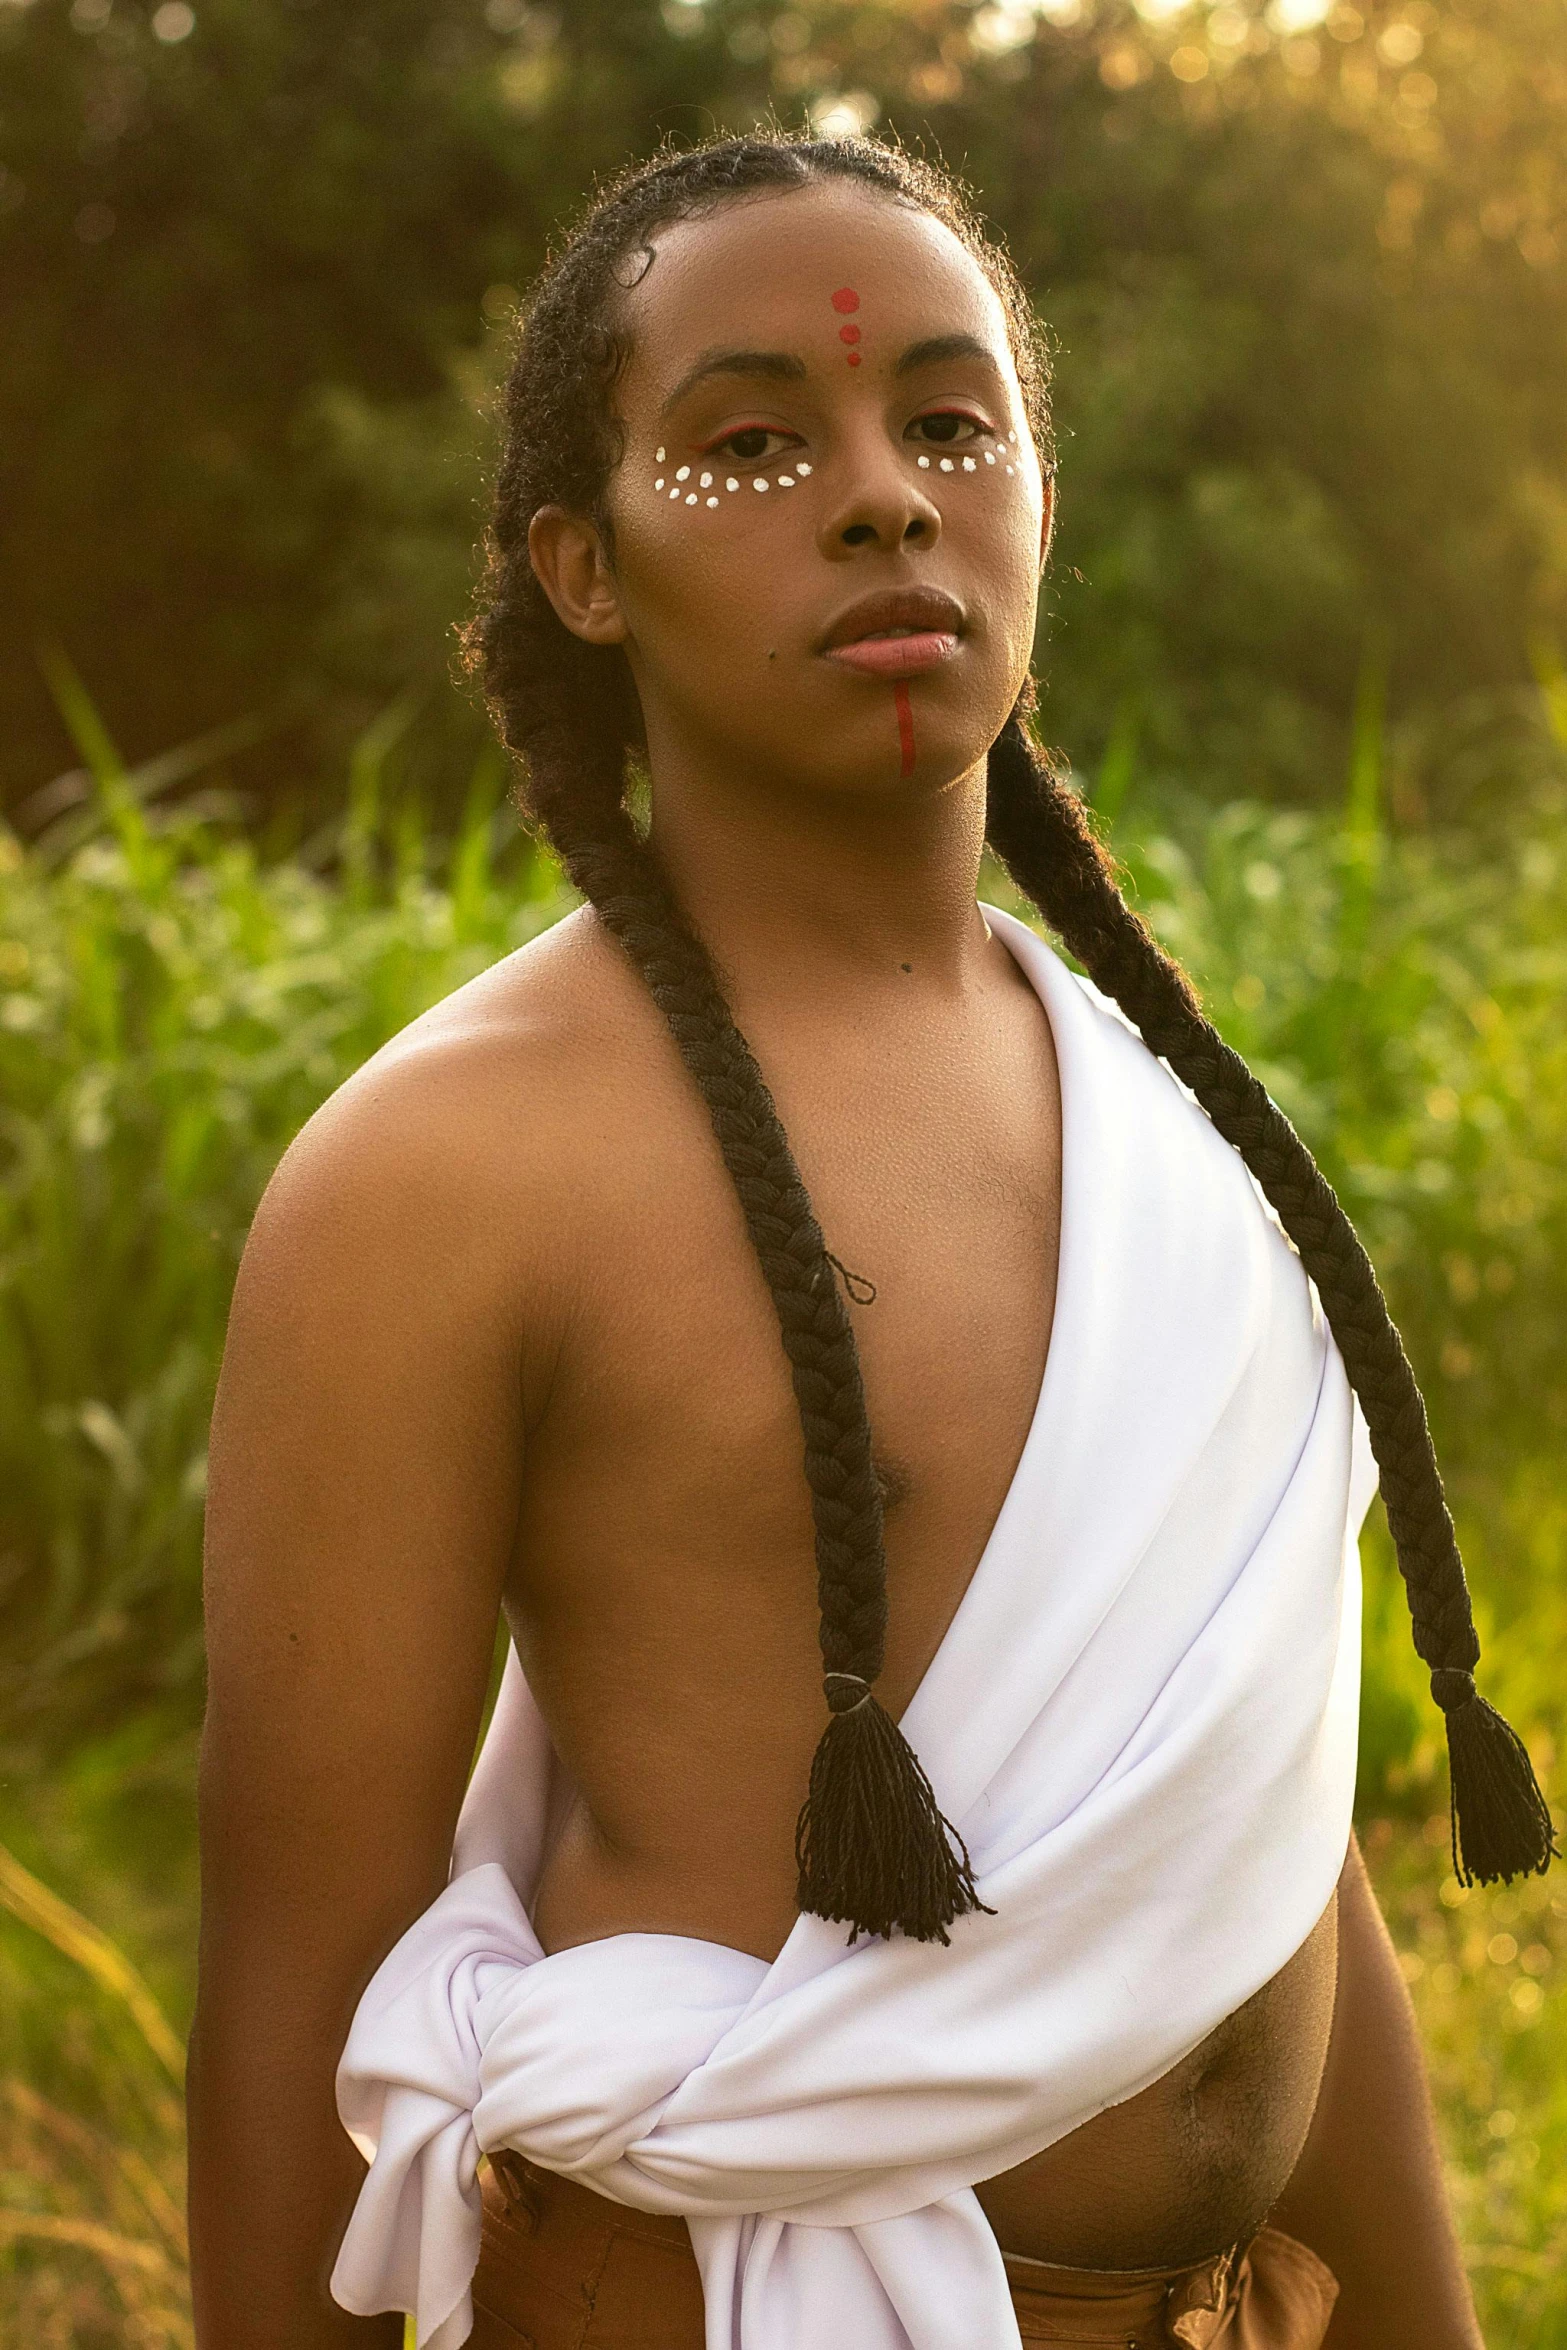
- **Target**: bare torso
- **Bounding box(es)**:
[385,902,1337,2267]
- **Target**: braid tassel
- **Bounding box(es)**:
[1432,1670,1557,1887]
[796,1678,991,1945]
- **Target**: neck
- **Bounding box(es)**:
[645,747,993,1003]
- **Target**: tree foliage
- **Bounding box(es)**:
[2,0,1564,813]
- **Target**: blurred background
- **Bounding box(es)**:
[0,0,1563,2340]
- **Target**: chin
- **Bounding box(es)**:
[798,733,987,801]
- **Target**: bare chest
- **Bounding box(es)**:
[508,954,1060,1952]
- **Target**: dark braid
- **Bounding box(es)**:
[986,697,1555,1889]
[524,717,983,1941]
[468,129,1551,1936]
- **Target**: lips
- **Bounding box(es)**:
[826,631,957,677]
[818,587,965,678]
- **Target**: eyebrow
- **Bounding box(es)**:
[894,332,1001,376]
[661,348,809,412]
[661,331,1005,413]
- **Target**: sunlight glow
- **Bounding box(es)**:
[970,3,1041,52]
[1266,0,1333,31]
[809,90,882,137]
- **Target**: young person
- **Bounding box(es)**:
[189,135,1551,2350]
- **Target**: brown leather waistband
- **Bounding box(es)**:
[474,2153,1337,2348]
[474,2152,1334,2350]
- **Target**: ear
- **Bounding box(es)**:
[1038,472,1057,573]
[528,506,628,646]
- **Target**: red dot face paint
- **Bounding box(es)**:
[831,286,863,366]
[893,680,916,778]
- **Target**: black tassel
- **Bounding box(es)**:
[1431,1669,1558,1888]
[794,1675,992,1944]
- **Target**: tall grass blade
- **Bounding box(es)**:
[1338,631,1388,964]
[1092,702,1139,828]
[1346,630,1387,843]
[36,643,128,787]
[34,642,163,887]
[7,2082,187,2256]
[28,708,283,868]
[0,2207,176,2277]
[0,1843,186,2087]
[1528,633,1567,753]
[450,741,507,935]
[342,696,416,904]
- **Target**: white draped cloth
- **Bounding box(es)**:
[331,905,1374,2350]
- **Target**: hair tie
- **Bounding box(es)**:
[823,1672,873,1715]
[1430,1667,1476,1714]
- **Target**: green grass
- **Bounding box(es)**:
[0,671,574,1746]
[1362,1818,1567,2344]
[1,676,1564,2337]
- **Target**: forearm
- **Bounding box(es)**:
[188,1989,402,2350]
[1271,1836,1481,2349]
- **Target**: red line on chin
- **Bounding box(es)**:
[894,680,916,778]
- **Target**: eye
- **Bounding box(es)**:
[908,410,992,448]
[700,423,803,464]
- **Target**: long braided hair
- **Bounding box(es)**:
[467,131,1553,1942]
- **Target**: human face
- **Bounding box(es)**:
[529,181,1050,805]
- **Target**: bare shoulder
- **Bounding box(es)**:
[281,903,652,1173]
[205,906,670,1655]
[232,908,670,1400]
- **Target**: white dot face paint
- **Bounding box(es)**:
[902,435,1030,496]
[645,434,1031,527]
[655,446,666,462]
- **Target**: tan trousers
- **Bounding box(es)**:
[469,2153,1340,2349]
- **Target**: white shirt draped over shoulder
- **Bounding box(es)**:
[331,905,1376,2350]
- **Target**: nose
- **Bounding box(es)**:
[816,432,942,560]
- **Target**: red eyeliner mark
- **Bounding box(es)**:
[894,681,916,777]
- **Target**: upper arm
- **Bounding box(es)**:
[197,1043,534,2030]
